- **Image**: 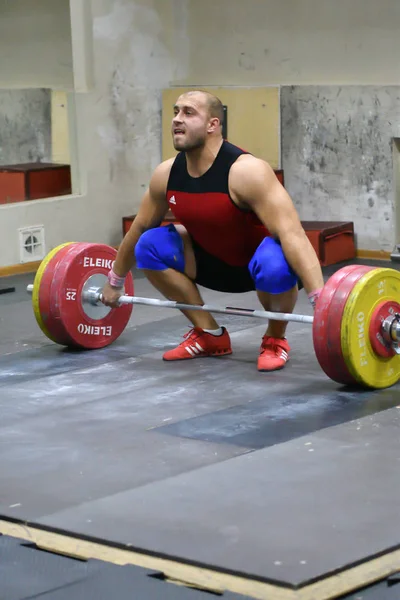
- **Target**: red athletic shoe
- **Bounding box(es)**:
[258,336,290,371]
[163,327,232,361]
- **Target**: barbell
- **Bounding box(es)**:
[26,241,400,390]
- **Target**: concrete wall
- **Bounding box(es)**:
[0,0,189,268]
[281,86,400,252]
[0,0,73,89]
[183,0,400,86]
[0,89,52,165]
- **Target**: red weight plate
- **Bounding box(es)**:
[369,300,400,358]
[47,243,94,347]
[313,265,361,384]
[324,266,375,384]
[50,243,134,349]
[313,265,358,380]
[313,265,373,385]
[38,243,79,346]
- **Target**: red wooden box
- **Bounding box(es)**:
[274,169,284,186]
[301,221,355,266]
[0,162,72,204]
[122,210,176,236]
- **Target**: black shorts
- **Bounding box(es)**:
[190,236,303,294]
[191,237,256,293]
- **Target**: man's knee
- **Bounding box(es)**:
[135,225,185,273]
[249,236,298,294]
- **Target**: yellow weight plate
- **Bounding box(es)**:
[32,243,75,342]
[341,268,400,389]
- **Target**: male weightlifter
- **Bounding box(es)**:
[101,90,324,371]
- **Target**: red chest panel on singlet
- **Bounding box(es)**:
[166,141,269,266]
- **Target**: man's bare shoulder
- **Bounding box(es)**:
[152,157,175,181]
[229,154,277,197]
[149,157,176,194]
[232,153,274,177]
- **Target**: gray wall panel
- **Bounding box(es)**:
[281,86,400,251]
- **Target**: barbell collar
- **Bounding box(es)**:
[395,322,400,348]
[382,313,400,351]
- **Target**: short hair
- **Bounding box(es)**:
[182,90,224,127]
[204,92,224,127]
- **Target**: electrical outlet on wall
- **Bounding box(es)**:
[18,225,46,263]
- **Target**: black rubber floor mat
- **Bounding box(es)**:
[0,533,252,600]
[157,388,400,449]
[0,534,101,600]
[31,564,255,599]
[339,574,400,599]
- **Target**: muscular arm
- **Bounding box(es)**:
[112,159,173,277]
[230,155,324,294]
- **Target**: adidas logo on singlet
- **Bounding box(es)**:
[169,195,176,204]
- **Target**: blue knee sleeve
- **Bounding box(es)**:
[248,237,298,294]
[135,224,185,273]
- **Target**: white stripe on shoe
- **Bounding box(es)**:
[185,344,205,357]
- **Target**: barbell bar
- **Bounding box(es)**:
[26,283,314,325]
[25,241,400,390]
[82,291,400,352]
